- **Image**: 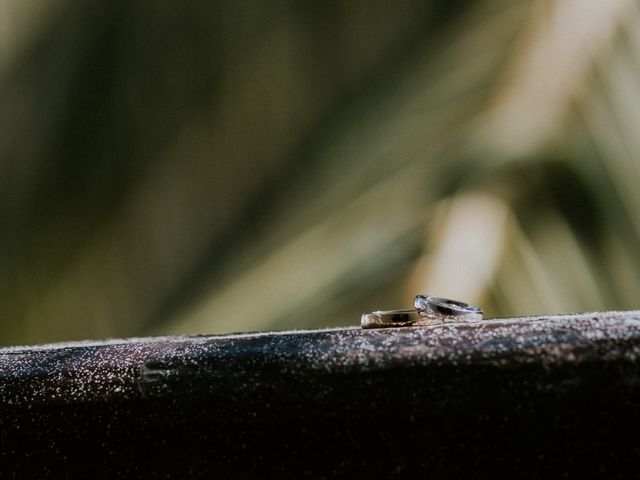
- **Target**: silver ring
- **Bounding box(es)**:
[414,295,483,322]
[361,309,445,329]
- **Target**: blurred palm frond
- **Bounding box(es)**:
[2,0,640,345]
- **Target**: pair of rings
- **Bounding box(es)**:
[361,295,483,329]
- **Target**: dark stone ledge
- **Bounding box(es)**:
[2,311,640,478]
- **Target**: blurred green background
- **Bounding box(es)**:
[1,0,639,346]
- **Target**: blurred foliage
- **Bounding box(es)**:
[1,0,640,345]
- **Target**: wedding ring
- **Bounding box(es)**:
[414,295,483,322]
[361,309,444,329]
[361,295,483,329]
